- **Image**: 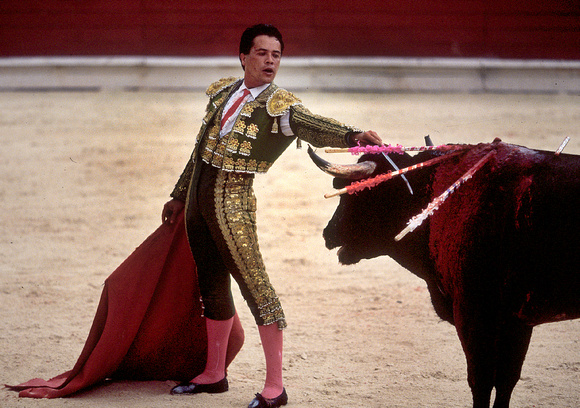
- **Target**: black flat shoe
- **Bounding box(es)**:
[247,388,288,408]
[170,377,228,395]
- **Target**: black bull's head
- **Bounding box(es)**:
[307,145,439,280]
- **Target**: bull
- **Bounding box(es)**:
[308,138,579,408]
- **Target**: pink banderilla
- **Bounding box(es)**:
[324,150,465,199]
[325,144,469,155]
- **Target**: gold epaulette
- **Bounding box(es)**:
[267,88,302,117]
[206,77,241,97]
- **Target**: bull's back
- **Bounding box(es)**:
[429,144,580,326]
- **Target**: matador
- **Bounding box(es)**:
[162,24,382,408]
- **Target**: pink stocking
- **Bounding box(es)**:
[192,315,234,384]
[225,312,245,370]
[258,323,284,399]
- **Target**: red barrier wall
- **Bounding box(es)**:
[1,1,579,59]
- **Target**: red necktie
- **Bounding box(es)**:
[221,89,251,129]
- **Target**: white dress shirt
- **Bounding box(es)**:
[219,82,294,138]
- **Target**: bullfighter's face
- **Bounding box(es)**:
[240,34,282,88]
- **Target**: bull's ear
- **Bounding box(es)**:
[307,145,377,180]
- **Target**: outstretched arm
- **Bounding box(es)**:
[288,104,382,149]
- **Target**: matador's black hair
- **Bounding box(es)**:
[239,24,284,55]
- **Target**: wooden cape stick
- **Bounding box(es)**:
[394,150,497,241]
[324,151,464,199]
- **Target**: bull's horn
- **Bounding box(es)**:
[307,145,377,179]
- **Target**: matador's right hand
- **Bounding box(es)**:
[162,198,185,224]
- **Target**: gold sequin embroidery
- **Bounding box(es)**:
[227,137,240,153]
[239,141,252,156]
[247,159,258,172]
[233,120,246,135]
[206,77,240,97]
[213,171,287,329]
[267,88,302,116]
[240,102,256,117]
[246,123,259,139]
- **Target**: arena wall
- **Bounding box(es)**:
[1,1,579,59]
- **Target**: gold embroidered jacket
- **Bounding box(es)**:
[171,77,361,201]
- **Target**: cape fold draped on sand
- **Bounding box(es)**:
[6,212,211,398]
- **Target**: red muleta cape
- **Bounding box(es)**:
[6,212,237,398]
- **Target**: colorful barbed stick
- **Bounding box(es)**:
[394,150,497,241]
[382,151,413,194]
[555,136,571,155]
[324,150,465,199]
[325,144,470,155]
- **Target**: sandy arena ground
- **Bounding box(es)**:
[1,89,579,408]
